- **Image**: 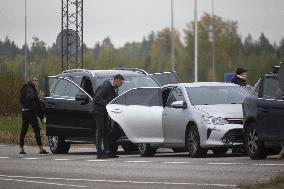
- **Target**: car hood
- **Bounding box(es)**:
[194,104,242,118]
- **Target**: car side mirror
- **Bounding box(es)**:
[171,101,187,109]
[75,93,89,103]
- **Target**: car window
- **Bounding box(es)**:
[166,87,185,107]
[51,78,80,98]
[111,88,162,106]
[95,75,159,95]
[186,86,248,105]
[261,77,282,100]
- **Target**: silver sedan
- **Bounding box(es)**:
[107,82,249,157]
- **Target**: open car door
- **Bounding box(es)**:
[107,87,164,143]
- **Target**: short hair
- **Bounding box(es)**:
[114,74,124,81]
[235,68,247,75]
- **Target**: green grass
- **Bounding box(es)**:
[240,174,284,189]
[0,114,47,145]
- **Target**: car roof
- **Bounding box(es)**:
[58,69,148,78]
[163,82,239,88]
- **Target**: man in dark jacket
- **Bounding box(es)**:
[231,68,247,86]
[92,74,124,159]
[19,75,48,155]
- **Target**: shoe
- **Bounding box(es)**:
[96,154,106,159]
[19,151,26,155]
[39,149,49,155]
[104,154,119,158]
[278,154,284,160]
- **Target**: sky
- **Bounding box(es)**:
[0,0,284,48]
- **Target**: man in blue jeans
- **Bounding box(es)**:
[92,74,124,159]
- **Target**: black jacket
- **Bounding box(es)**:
[19,83,44,119]
[231,75,246,86]
[92,80,117,116]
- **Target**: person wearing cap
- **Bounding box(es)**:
[231,68,248,86]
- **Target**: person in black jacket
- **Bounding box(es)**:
[19,75,48,155]
[231,68,247,86]
[92,74,124,159]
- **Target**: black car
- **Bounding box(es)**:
[243,63,284,159]
[44,68,166,154]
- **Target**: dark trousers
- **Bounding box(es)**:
[20,111,42,147]
[94,114,110,156]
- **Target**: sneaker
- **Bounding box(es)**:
[19,151,26,155]
[96,154,106,159]
[39,149,49,155]
[104,154,119,158]
[278,154,284,160]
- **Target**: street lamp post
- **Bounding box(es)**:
[194,0,198,82]
[211,0,216,81]
[24,0,27,80]
[171,0,175,72]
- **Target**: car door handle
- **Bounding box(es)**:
[163,113,168,116]
[258,107,270,113]
[47,102,58,108]
[110,109,123,114]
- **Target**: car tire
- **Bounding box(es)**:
[121,143,138,153]
[212,148,228,156]
[138,143,157,157]
[245,123,268,160]
[186,125,207,158]
[48,136,70,154]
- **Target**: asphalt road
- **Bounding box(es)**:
[0,144,283,189]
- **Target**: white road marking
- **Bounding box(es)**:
[0,157,9,159]
[0,145,7,147]
[163,161,191,164]
[24,158,39,160]
[86,159,112,162]
[253,163,284,166]
[124,160,152,163]
[0,177,87,188]
[0,174,238,187]
[208,163,247,165]
[54,158,71,161]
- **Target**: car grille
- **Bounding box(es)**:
[222,129,243,143]
[225,118,243,124]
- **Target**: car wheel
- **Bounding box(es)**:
[121,143,138,153]
[212,148,228,156]
[186,125,207,158]
[245,123,267,160]
[48,136,70,154]
[138,143,157,157]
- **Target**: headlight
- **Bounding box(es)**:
[202,115,228,125]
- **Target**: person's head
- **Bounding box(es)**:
[236,68,247,79]
[113,74,124,88]
[28,75,39,86]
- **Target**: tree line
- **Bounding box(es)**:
[0,13,284,116]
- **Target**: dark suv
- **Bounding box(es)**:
[243,63,284,159]
[44,68,162,154]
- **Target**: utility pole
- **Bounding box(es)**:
[171,0,175,72]
[194,0,198,82]
[24,0,27,80]
[211,0,216,81]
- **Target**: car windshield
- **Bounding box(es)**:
[186,86,249,105]
[96,75,159,95]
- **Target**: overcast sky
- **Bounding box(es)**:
[0,0,283,48]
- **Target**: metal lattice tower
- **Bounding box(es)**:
[61,0,83,70]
